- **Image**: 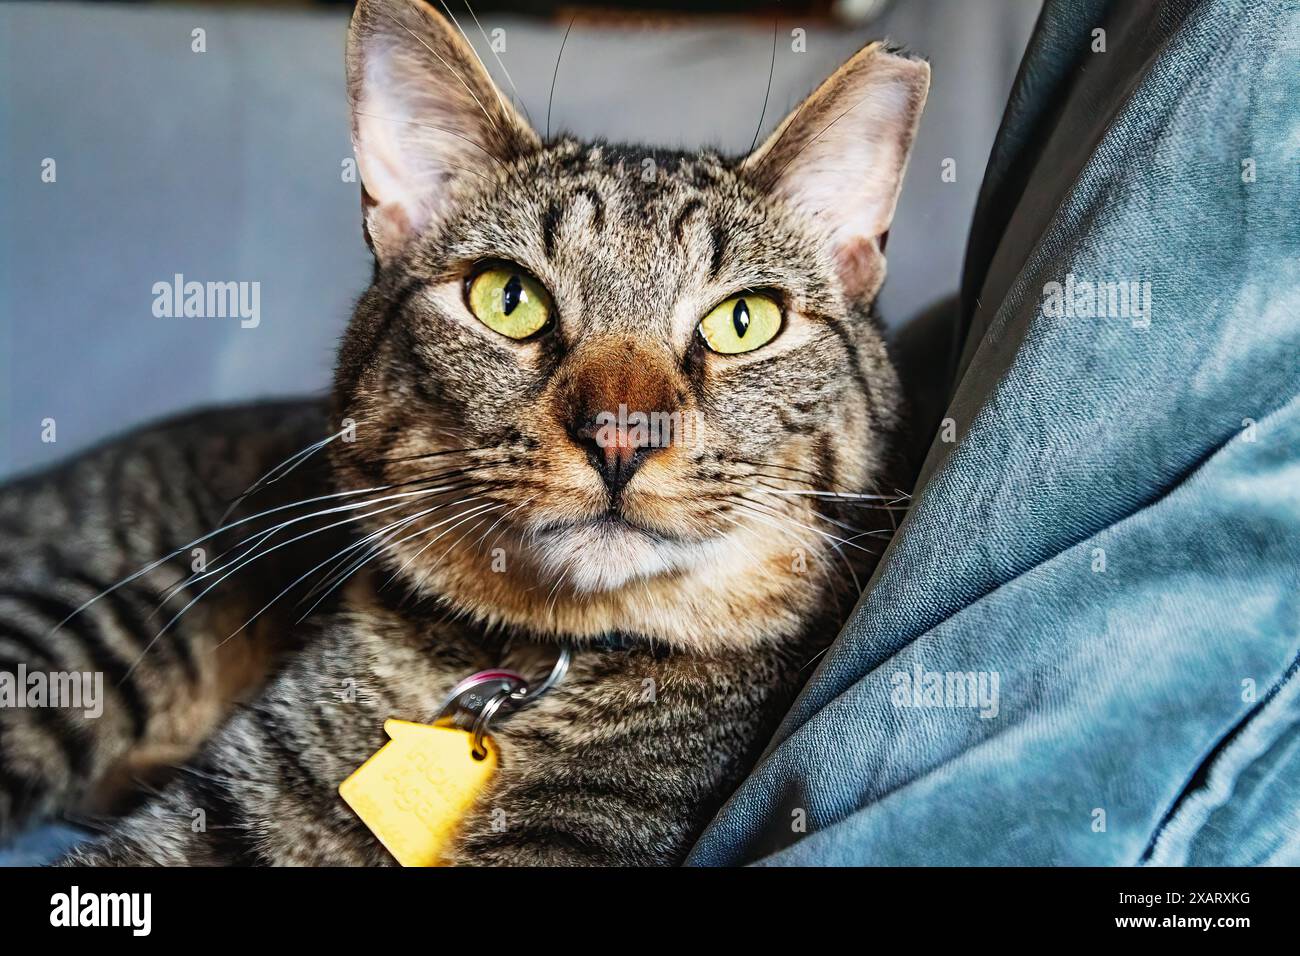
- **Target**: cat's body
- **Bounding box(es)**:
[0,397,861,866]
[0,0,928,865]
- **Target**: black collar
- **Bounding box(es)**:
[583,631,640,652]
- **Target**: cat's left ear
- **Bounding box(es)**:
[346,0,540,260]
[743,43,929,301]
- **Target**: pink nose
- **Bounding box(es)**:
[572,409,661,498]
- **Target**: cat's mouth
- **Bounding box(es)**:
[542,510,678,542]
[529,509,705,592]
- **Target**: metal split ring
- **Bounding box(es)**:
[443,646,572,759]
[470,687,516,759]
[519,644,570,703]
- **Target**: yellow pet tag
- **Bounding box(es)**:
[339,719,497,867]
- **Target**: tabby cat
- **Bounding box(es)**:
[0,0,927,865]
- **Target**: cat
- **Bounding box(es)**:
[0,0,927,865]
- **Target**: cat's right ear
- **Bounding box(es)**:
[346,0,539,260]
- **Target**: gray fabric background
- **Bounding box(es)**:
[0,0,1038,479]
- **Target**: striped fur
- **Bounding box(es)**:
[0,402,339,836]
[0,0,928,865]
[59,588,830,865]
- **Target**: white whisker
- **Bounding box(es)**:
[379,8,503,139]
[460,0,529,124]
[393,501,505,591]
[154,482,481,608]
[220,499,473,649]
[438,1,510,119]
[747,488,908,502]
[215,424,353,526]
[51,483,399,636]
[125,494,460,680]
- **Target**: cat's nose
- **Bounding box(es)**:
[555,340,683,500]
[570,414,661,499]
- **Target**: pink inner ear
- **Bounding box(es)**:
[836,235,886,300]
[367,202,414,260]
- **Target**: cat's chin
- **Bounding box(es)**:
[533,515,709,593]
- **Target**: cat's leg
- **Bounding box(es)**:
[63,628,406,867]
[61,740,389,867]
[0,401,339,839]
[59,775,250,866]
[445,721,717,866]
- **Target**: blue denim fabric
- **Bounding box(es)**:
[0,824,85,867]
[688,0,1300,866]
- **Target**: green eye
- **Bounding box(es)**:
[697,294,782,354]
[466,266,553,339]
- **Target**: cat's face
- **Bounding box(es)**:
[333,0,928,651]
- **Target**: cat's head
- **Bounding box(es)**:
[332,0,928,652]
